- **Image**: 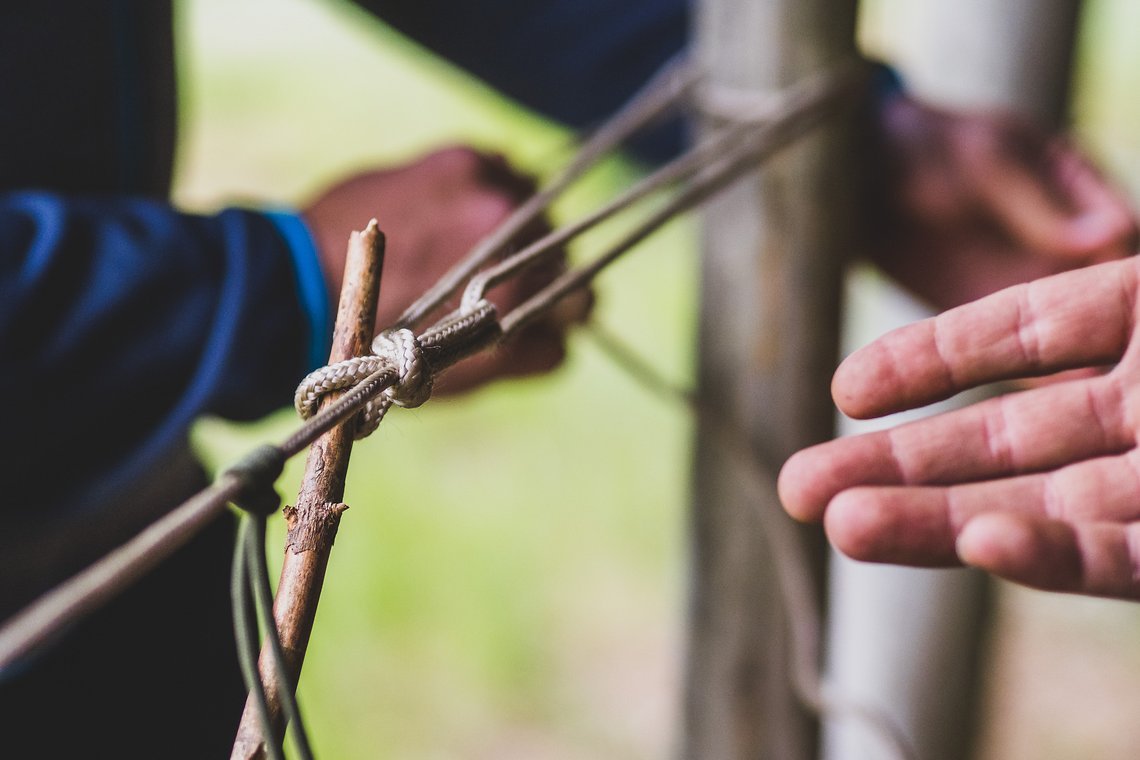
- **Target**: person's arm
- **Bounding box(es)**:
[0,148,580,516]
[0,191,318,515]
[353,0,689,162]
[778,256,1140,600]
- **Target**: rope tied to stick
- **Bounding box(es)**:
[371,328,431,408]
[223,444,287,517]
[293,298,501,438]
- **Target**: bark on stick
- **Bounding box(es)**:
[231,221,385,760]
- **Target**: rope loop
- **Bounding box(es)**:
[293,355,393,438]
[371,328,432,409]
[291,301,500,441]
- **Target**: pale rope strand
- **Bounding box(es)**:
[459,120,755,312]
[294,355,394,439]
[395,55,696,329]
[295,354,390,416]
[582,324,916,760]
[458,76,815,313]
[371,329,432,409]
[499,66,860,338]
[694,82,790,124]
[295,299,500,439]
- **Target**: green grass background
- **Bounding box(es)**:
[172,1,1140,758]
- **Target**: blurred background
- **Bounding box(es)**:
[178,0,1140,757]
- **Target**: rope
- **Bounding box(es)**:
[582,323,917,760]
[0,53,854,679]
[0,54,895,757]
[395,55,696,330]
[501,67,860,338]
[292,298,500,440]
[231,516,283,760]
[460,66,857,327]
[372,329,431,408]
[232,513,315,760]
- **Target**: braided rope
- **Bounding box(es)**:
[372,328,432,409]
[294,355,393,438]
[293,299,501,440]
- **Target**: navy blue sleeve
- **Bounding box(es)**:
[0,192,327,516]
[357,0,690,162]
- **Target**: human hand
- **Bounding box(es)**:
[303,147,587,395]
[778,257,1140,600]
[866,94,1137,311]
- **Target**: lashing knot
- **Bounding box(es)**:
[371,327,433,409]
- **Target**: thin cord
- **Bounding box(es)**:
[232,515,285,760]
[0,476,242,669]
[459,65,861,314]
[499,67,857,337]
[0,367,400,672]
[583,323,917,760]
[241,513,316,760]
[396,56,696,329]
[460,119,751,311]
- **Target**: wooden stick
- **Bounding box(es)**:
[231,221,385,760]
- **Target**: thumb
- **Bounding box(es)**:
[972,134,1136,259]
[967,138,1086,258]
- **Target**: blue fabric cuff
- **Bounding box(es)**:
[869,61,906,105]
[264,210,331,372]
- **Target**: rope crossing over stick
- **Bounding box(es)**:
[0,55,908,758]
[230,221,386,760]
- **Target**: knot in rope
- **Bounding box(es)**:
[293,355,393,439]
[292,299,502,441]
[371,327,432,409]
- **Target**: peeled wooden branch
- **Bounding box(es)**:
[231,221,385,760]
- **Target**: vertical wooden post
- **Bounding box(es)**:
[684,2,858,758]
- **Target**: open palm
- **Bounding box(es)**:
[779,257,1140,599]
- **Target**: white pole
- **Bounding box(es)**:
[824,2,1083,759]
[685,1,859,757]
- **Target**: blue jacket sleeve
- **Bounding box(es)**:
[0,191,330,516]
[358,0,690,162]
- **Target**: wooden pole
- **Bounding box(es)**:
[231,221,385,760]
[684,2,859,758]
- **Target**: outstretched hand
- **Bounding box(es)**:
[303,147,588,395]
[866,93,1136,310]
[779,257,1140,599]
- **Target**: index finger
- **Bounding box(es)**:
[835,257,1138,419]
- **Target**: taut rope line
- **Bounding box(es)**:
[583,323,916,760]
[396,55,696,330]
[0,56,909,758]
